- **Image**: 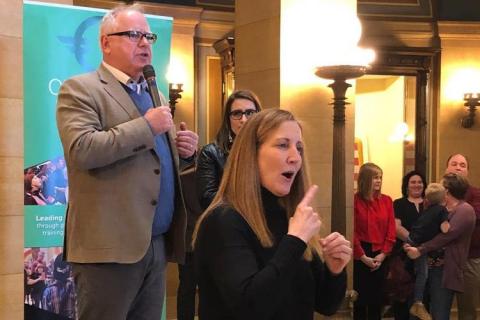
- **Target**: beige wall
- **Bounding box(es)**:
[1,0,26,318]
[356,76,405,199]
[0,0,73,318]
[169,33,196,129]
[438,22,480,185]
[235,0,280,109]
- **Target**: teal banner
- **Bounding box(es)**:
[23,2,172,318]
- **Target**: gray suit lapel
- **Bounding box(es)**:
[96,65,181,169]
[96,65,141,120]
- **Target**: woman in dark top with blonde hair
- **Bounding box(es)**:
[193,109,351,320]
[177,90,262,320]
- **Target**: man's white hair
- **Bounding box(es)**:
[99,4,144,36]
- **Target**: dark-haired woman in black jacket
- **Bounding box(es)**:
[196,90,262,210]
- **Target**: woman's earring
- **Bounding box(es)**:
[228,133,233,144]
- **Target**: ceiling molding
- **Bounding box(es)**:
[438,21,480,40]
[361,20,437,48]
[358,0,433,19]
[196,10,234,41]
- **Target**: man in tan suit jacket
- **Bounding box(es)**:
[56,4,198,319]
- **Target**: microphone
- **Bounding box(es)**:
[142,64,162,108]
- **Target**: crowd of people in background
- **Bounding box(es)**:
[24,249,76,318]
[351,154,480,320]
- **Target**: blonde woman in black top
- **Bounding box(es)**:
[193,109,351,320]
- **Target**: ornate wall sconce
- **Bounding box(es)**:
[168,83,183,118]
[462,93,480,128]
[166,55,186,119]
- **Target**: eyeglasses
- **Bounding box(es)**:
[107,30,157,44]
[229,109,257,120]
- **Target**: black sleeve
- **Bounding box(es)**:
[440,206,449,222]
[195,145,222,210]
[312,257,347,316]
[201,208,307,319]
[393,198,402,219]
[179,152,196,168]
[24,193,37,205]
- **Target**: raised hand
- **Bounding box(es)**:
[320,232,351,275]
[288,185,321,244]
[175,122,198,159]
[144,106,173,135]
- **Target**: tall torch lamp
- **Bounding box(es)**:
[313,16,375,236]
[315,65,367,234]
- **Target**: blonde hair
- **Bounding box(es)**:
[357,162,382,200]
[425,183,446,205]
[192,109,321,260]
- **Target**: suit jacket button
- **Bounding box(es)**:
[154,169,160,175]
[151,200,157,206]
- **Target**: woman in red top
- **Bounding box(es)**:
[354,163,397,319]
